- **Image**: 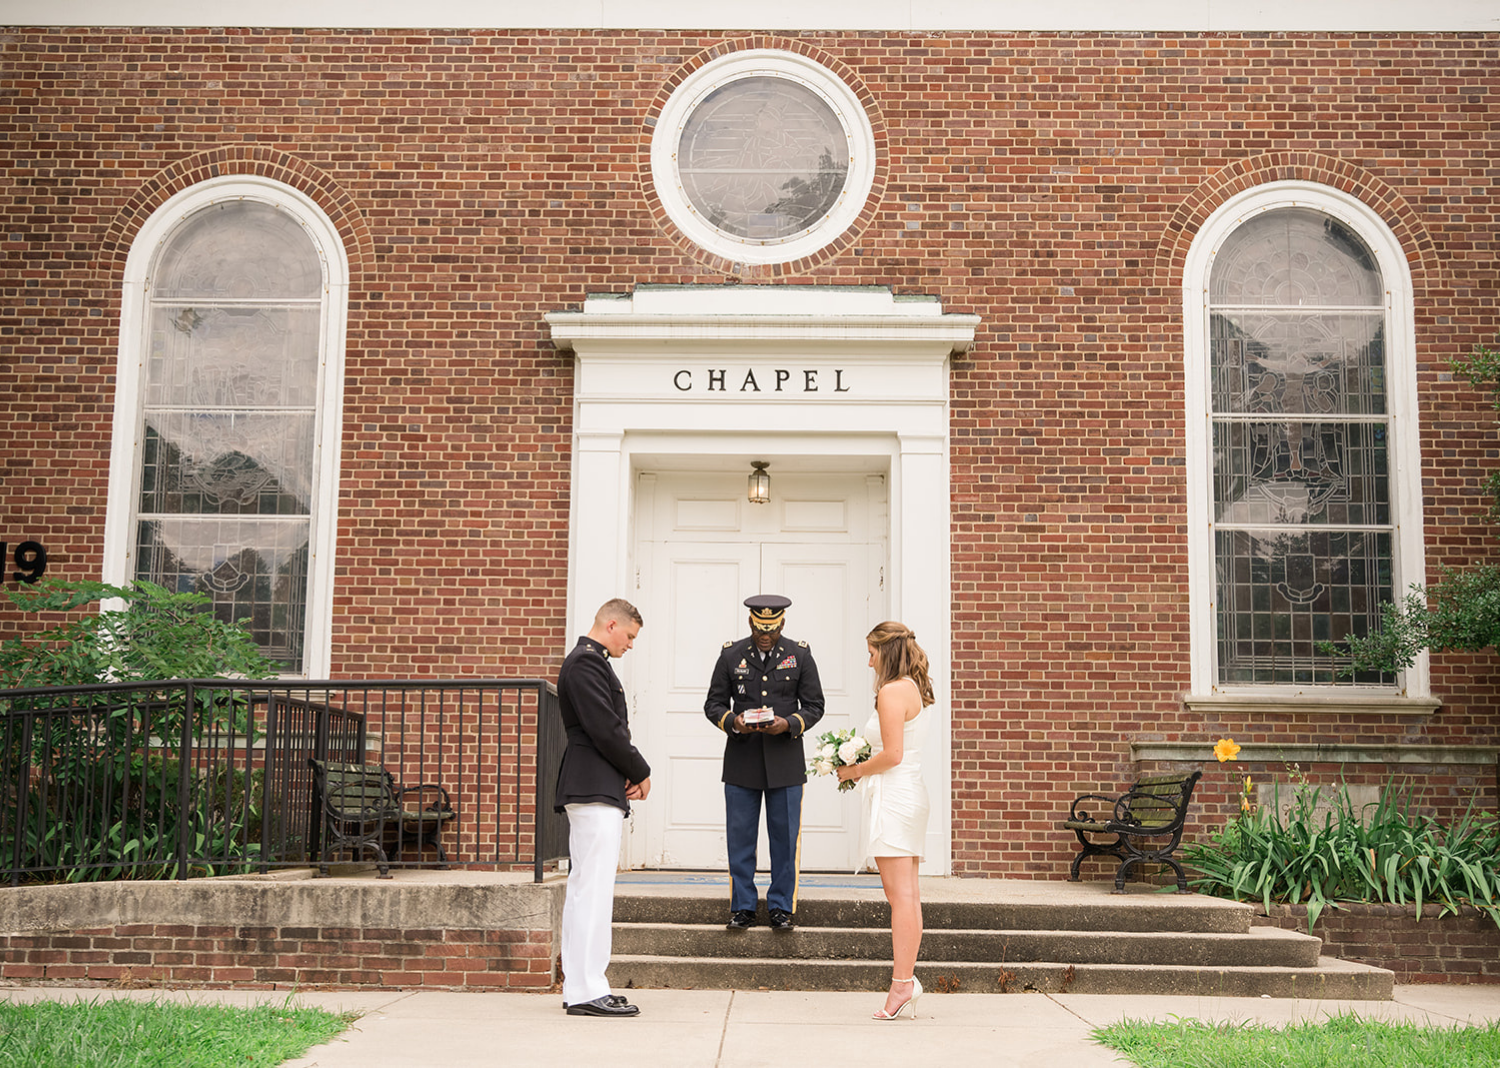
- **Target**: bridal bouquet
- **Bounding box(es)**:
[808,728,872,792]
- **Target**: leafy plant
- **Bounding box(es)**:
[0,580,279,882]
[1184,775,1500,931]
[0,578,277,690]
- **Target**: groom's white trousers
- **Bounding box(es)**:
[561,802,624,1006]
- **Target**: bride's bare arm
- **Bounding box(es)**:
[837,680,918,783]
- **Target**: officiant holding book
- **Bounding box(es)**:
[704,594,826,932]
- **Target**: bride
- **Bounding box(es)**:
[837,620,934,1020]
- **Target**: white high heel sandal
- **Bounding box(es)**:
[872,975,922,1020]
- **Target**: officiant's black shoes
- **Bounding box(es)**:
[726,909,757,929]
[566,995,639,1017]
[769,908,795,931]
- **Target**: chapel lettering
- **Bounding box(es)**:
[672,369,850,393]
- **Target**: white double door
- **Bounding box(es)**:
[631,471,886,872]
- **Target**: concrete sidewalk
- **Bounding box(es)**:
[4,984,1498,1067]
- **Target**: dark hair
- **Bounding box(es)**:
[597,598,643,626]
[866,620,934,707]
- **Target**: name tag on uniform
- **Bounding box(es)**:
[777,655,797,670]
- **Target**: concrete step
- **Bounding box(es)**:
[612,922,1323,968]
[607,953,1395,1000]
[613,891,1255,934]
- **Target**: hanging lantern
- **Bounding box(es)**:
[747,461,770,505]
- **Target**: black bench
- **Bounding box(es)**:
[308,758,456,878]
[1061,770,1202,893]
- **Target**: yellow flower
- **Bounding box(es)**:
[1213,737,1241,763]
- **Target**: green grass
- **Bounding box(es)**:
[1094,1013,1500,1068]
[0,996,356,1067]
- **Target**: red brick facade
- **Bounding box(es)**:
[1255,904,1500,984]
[0,923,555,990]
[2,28,1497,877]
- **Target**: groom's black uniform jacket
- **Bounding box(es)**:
[554,636,651,813]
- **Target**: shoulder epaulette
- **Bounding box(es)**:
[797,640,808,648]
[723,640,734,648]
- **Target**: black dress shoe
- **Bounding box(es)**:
[726,909,757,929]
[566,995,639,1017]
[768,908,795,930]
[564,995,628,1009]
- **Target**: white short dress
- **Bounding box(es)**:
[859,684,931,862]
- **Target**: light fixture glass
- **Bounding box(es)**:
[748,461,770,505]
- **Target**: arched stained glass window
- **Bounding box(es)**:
[1189,189,1421,692]
[108,180,347,677]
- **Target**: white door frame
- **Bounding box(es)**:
[547,285,979,875]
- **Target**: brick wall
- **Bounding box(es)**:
[1255,904,1500,984]
[0,874,563,991]
[2,28,1497,876]
[0,923,555,990]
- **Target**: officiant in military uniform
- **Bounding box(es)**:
[704,594,825,931]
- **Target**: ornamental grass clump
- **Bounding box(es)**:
[1183,774,1500,932]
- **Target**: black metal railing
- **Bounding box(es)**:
[0,678,568,885]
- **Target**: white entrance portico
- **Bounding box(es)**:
[546,286,978,875]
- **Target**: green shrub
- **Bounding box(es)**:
[0,580,279,882]
[1184,776,1500,931]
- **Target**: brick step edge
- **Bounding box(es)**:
[607,955,1395,1001]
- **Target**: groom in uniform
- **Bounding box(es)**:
[555,598,652,1017]
[704,594,825,931]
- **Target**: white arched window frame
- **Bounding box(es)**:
[1182,180,1430,706]
[102,176,349,679]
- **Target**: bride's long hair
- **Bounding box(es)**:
[866,620,935,707]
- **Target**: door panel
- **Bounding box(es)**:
[761,542,872,871]
[645,541,759,867]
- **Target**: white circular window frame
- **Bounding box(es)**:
[651,49,876,265]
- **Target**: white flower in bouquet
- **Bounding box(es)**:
[837,738,866,765]
[808,728,872,792]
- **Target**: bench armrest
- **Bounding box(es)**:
[395,783,454,816]
[1067,793,1119,824]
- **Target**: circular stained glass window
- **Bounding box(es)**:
[652,50,875,264]
[678,76,850,243]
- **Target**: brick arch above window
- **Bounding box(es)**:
[639,37,888,278]
[1152,153,1438,292]
[99,147,373,283]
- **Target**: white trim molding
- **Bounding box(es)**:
[547,284,977,874]
[103,175,349,679]
[1181,179,1428,703]
[10,2,1496,31]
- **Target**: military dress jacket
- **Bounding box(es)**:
[703,634,826,791]
[554,636,652,814]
